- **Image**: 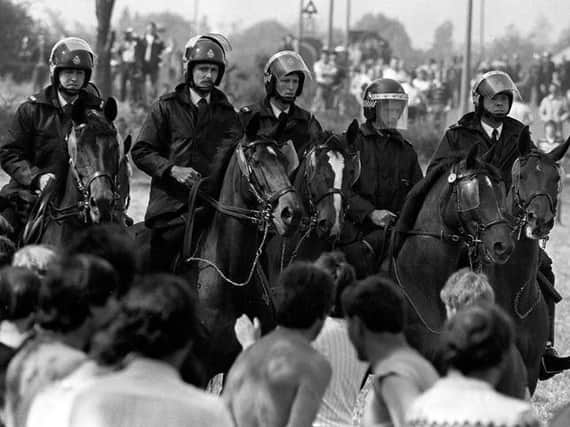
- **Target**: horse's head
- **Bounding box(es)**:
[298,119,361,240]
[236,114,302,236]
[441,145,514,264]
[68,97,131,224]
[510,128,569,239]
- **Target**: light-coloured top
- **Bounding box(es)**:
[26,360,108,427]
[312,317,369,427]
[68,357,234,427]
[4,333,87,427]
[539,94,569,123]
[406,371,540,427]
[362,346,438,427]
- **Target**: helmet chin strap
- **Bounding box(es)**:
[274,91,296,105]
[58,86,81,97]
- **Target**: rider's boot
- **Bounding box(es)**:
[538,252,570,380]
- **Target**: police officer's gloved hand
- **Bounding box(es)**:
[368,209,396,227]
[36,173,55,193]
[169,166,201,188]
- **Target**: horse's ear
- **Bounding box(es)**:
[123,135,132,154]
[103,97,118,122]
[518,126,533,156]
[71,98,87,124]
[245,113,260,140]
[465,144,479,169]
[547,135,570,162]
[346,119,359,147]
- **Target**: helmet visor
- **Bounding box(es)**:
[265,51,311,81]
[365,93,409,130]
[477,71,521,101]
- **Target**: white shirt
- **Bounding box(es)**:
[269,100,290,118]
[311,317,369,427]
[189,88,210,106]
[480,120,503,140]
[67,357,234,427]
[57,92,77,110]
[144,34,155,62]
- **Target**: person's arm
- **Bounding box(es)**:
[538,98,548,122]
[0,103,42,188]
[131,100,174,179]
[380,375,423,427]
[285,361,332,427]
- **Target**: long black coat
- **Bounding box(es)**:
[427,112,531,188]
[343,122,423,240]
[132,84,241,227]
[0,85,102,199]
[238,98,322,155]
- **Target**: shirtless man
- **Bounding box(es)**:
[223,262,334,427]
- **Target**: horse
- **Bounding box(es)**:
[264,119,361,287]
[389,144,515,365]
[483,132,570,394]
[179,113,302,382]
[22,97,131,248]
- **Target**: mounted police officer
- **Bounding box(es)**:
[239,50,322,159]
[0,37,102,240]
[340,78,423,277]
[131,33,241,272]
[427,70,566,378]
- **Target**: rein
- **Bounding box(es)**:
[185,141,297,286]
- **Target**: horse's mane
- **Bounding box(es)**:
[207,137,241,199]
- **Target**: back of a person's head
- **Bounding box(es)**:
[92,273,199,365]
[0,266,40,322]
[12,244,57,277]
[66,224,138,296]
[342,273,406,333]
[38,254,119,333]
[314,252,355,317]
[0,236,16,267]
[440,268,495,312]
[439,303,513,375]
[276,262,335,329]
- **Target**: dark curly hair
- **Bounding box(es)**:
[38,254,119,333]
[92,273,200,365]
[439,303,514,375]
[0,266,40,321]
[276,262,335,329]
[313,251,355,318]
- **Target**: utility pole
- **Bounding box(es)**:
[480,0,485,59]
[459,0,473,116]
[328,0,334,50]
[194,0,199,33]
[299,0,304,43]
[345,0,351,49]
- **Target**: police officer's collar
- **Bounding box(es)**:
[57,90,79,109]
[480,120,503,140]
[269,98,290,118]
[189,87,211,106]
[174,83,232,108]
[360,121,403,139]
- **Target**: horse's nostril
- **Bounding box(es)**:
[318,219,331,232]
[281,207,292,222]
[90,197,97,207]
[494,241,506,255]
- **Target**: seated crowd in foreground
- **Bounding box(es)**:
[0,225,553,427]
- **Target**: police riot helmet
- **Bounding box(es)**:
[183,33,231,86]
[472,70,521,118]
[264,50,311,101]
[49,37,95,88]
[362,78,409,130]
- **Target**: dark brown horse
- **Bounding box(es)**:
[22,98,131,248]
[180,115,302,381]
[389,145,514,362]
[264,120,361,286]
[484,133,570,394]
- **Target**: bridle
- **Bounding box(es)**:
[402,164,508,268]
[50,120,127,224]
[187,139,299,286]
[510,152,560,241]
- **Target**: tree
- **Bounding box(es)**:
[430,21,454,61]
[0,0,36,67]
[95,0,115,97]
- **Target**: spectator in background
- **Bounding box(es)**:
[116,28,141,103]
[313,49,338,113]
[11,244,57,279]
[342,274,438,427]
[224,262,333,427]
[538,120,566,225]
[509,97,534,126]
[406,304,540,427]
[140,21,165,102]
[539,82,569,138]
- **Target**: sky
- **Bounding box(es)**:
[22,0,570,49]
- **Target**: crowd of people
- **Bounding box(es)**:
[0,26,569,426]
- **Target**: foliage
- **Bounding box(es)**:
[429,21,455,61]
[0,0,36,66]
[486,24,538,66]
